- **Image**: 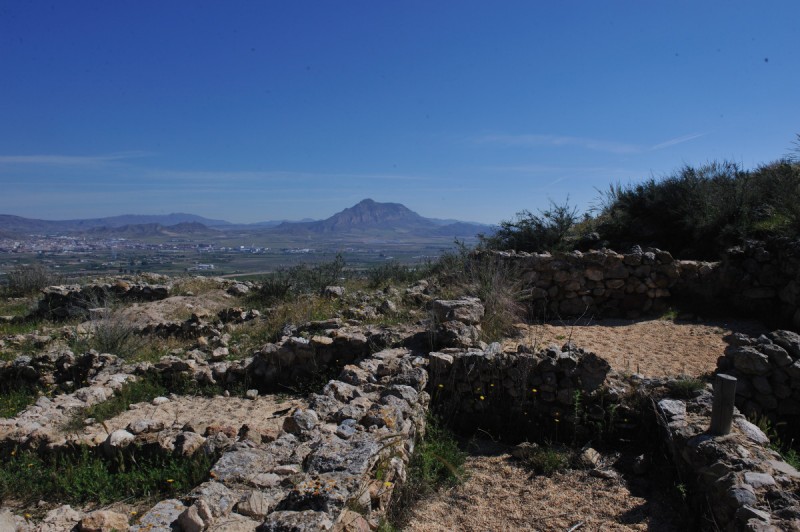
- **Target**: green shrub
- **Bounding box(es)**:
[595,159,800,259]
[520,444,573,475]
[250,254,347,306]
[367,261,429,288]
[480,199,579,253]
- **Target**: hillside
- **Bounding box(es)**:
[84,222,218,238]
[272,198,490,238]
[0,213,229,234]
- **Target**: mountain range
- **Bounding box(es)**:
[0,199,492,239]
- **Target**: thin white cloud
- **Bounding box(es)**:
[477,132,707,154]
[649,132,708,151]
[142,169,431,183]
[0,151,153,166]
[477,134,640,154]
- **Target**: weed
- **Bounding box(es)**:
[0,382,39,418]
[667,376,705,398]
[0,445,213,506]
[65,375,167,430]
[385,415,466,527]
[69,307,144,359]
[434,249,525,342]
[520,444,573,475]
[750,414,800,469]
[659,307,680,320]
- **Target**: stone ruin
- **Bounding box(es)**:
[4,251,800,529]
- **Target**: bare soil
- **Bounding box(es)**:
[405,445,684,532]
[507,317,766,377]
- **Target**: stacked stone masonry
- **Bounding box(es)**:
[657,393,800,530]
[479,247,716,318]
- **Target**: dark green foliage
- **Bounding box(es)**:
[0,446,212,505]
[596,159,800,259]
[480,199,579,253]
[408,417,467,489]
[520,444,573,475]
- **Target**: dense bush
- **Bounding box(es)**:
[480,150,800,260]
[596,159,800,259]
[480,200,579,253]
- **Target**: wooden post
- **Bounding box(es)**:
[710,374,737,435]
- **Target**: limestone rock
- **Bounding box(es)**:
[235,490,273,518]
[130,499,185,532]
[432,297,484,325]
[260,510,333,531]
[80,510,130,531]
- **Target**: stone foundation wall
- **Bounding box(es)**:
[37,281,170,320]
[479,248,716,319]
[712,239,800,329]
[717,329,800,439]
[657,393,800,530]
[426,342,620,442]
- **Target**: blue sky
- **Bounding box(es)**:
[1,1,798,224]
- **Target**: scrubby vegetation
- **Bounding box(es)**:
[1,263,63,297]
[481,149,800,260]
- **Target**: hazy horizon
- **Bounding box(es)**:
[1,1,798,224]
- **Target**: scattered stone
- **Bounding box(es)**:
[235,490,273,518]
[130,499,185,532]
[80,510,130,531]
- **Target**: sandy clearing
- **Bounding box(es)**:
[505,318,766,378]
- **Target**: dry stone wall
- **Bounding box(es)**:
[480,248,716,318]
[657,392,800,530]
[712,239,800,330]
[37,281,170,320]
[426,342,618,443]
[717,329,800,438]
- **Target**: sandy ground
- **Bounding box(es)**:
[404,449,684,532]
[506,317,766,378]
